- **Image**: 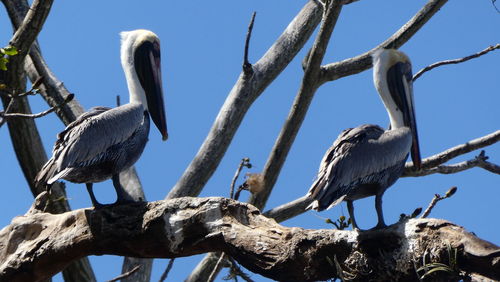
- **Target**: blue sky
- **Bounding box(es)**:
[1,1,499,281]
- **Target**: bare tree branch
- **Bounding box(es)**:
[1,194,499,282]
[413,44,500,81]
[404,130,500,175]
[263,195,312,222]
[249,0,343,211]
[159,259,175,282]
[3,0,150,280]
[3,0,53,81]
[167,0,324,199]
[107,265,141,282]
[229,158,252,199]
[242,12,256,75]
[1,1,98,281]
[191,3,344,280]
[404,150,500,177]
[319,0,448,85]
[421,187,457,218]
[1,93,73,121]
[477,158,500,174]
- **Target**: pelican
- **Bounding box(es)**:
[35,29,168,207]
[306,48,421,229]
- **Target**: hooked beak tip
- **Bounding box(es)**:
[162,132,168,141]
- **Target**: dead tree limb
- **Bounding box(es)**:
[0,194,499,282]
[405,150,500,177]
[249,0,342,210]
[319,0,448,84]
[3,0,149,280]
[404,130,500,175]
[1,0,97,281]
[1,93,74,120]
[413,44,500,81]
[167,0,323,199]
[189,2,343,280]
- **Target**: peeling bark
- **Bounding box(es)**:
[0,193,498,282]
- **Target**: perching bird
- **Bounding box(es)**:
[35,29,168,207]
[306,48,421,229]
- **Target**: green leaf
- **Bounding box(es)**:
[0,57,8,71]
[3,46,18,56]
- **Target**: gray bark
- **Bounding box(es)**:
[1,194,498,282]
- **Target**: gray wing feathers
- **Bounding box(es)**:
[307,124,412,210]
[35,103,145,186]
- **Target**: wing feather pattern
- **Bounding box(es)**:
[307,124,412,211]
[35,103,145,186]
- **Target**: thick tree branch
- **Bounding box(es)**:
[319,0,448,85]
[1,195,499,282]
[1,1,98,281]
[3,0,53,81]
[4,0,149,280]
[191,3,343,280]
[249,0,342,211]
[403,130,500,175]
[167,0,323,199]
[413,44,500,81]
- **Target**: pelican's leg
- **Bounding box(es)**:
[374,193,387,229]
[346,200,359,230]
[112,174,132,204]
[86,183,103,208]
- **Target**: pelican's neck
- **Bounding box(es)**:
[120,34,147,109]
[372,50,405,130]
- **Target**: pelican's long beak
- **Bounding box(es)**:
[134,40,168,141]
[386,58,421,170]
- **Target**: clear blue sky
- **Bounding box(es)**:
[1,1,498,281]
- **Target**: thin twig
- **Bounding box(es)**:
[404,130,500,174]
[229,158,251,199]
[159,259,175,282]
[406,150,499,177]
[1,93,74,120]
[319,0,448,84]
[413,44,500,81]
[421,187,457,218]
[1,76,43,98]
[207,253,226,282]
[107,265,141,282]
[234,183,247,201]
[243,12,257,75]
[492,0,500,13]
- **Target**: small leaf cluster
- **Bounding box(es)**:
[0,45,18,71]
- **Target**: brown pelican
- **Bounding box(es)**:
[35,29,168,207]
[306,48,421,229]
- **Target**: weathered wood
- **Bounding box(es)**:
[1,194,498,282]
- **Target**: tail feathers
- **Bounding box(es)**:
[34,158,61,190]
